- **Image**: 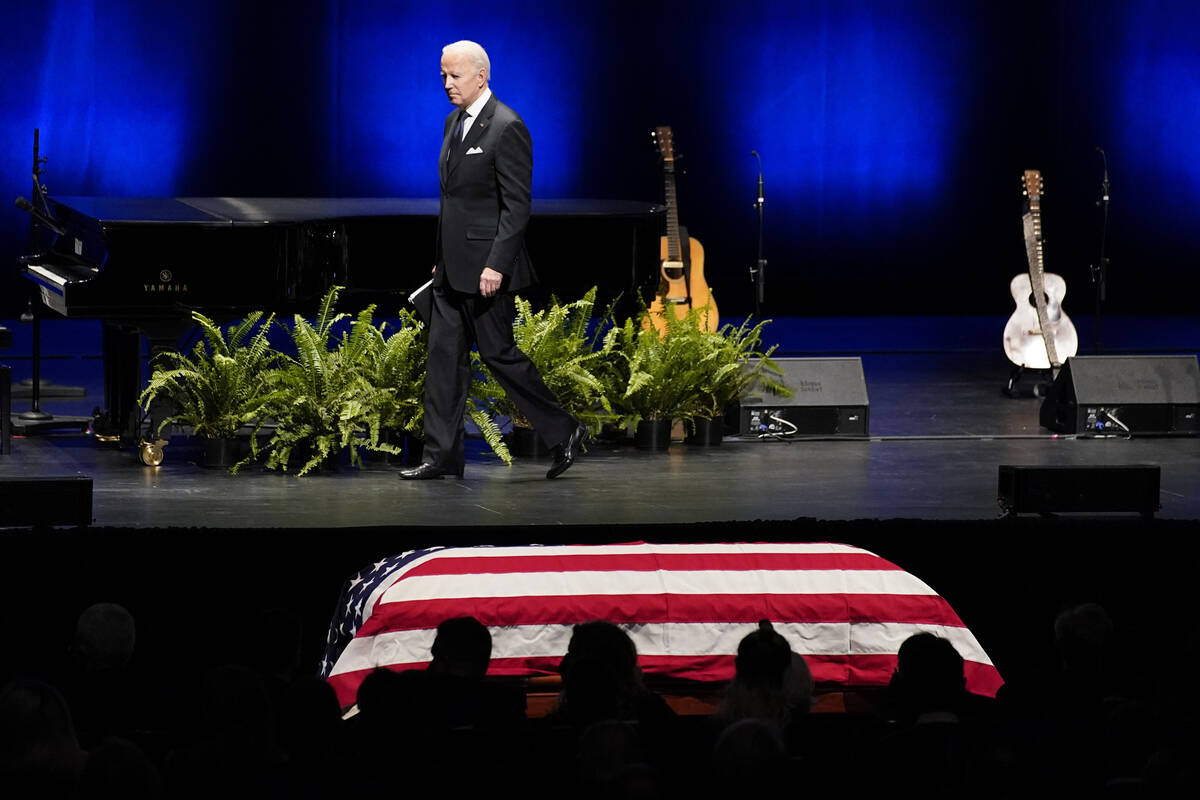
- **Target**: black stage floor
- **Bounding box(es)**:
[3,314,1200,528]
[4,364,1200,527]
[4,313,1198,529]
[4,347,1199,528]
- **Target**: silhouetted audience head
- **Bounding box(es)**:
[77,736,162,799]
[243,608,303,683]
[735,620,791,691]
[279,674,342,759]
[357,667,445,733]
[162,665,285,797]
[429,615,493,680]
[423,617,528,730]
[561,622,641,687]
[575,719,661,799]
[356,667,411,730]
[712,717,789,795]
[718,620,812,726]
[195,663,276,741]
[1053,602,1113,684]
[0,679,87,798]
[892,632,966,714]
[60,602,145,749]
[557,621,645,725]
[69,602,136,673]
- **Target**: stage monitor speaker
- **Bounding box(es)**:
[1039,355,1200,435]
[0,476,93,527]
[737,357,869,436]
[998,464,1160,515]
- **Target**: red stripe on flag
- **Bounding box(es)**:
[964,659,1005,698]
[353,592,964,638]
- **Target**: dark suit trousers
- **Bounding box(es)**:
[422,286,576,470]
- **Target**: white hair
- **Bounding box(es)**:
[442,40,490,81]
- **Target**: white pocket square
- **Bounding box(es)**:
[466,146,484,155]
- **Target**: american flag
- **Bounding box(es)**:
[321,542,1003,708]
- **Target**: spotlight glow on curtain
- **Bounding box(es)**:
[28,1,208,195]
[708,1,971,221]
[327,2,582,197]
[1117,3,1200,215]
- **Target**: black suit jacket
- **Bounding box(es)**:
[436,93,537,294]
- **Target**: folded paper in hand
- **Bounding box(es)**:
[408,279,433,323]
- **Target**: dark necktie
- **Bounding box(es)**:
[452,109,468,142]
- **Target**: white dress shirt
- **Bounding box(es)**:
[460,87,492,140]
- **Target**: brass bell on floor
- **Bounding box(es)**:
[138,439,167,467]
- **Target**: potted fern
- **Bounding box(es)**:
[253,287,395,476]
[138,310,280,468]
[358,309,428,465]
[685,317,789,446]
[472,288,615,458]
[358,308,513,466]
[605,308,714,450]
[256,288,511,475]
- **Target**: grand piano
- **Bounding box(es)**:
[19,195,664,443]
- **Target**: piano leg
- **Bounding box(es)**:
[97,323,143,444]
[2,364,11,455]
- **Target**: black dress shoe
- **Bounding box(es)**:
[399,462,462,480]
[546,424,587,479]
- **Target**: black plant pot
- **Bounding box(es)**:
[504,425,552,459]
[685,416,724,446]
[287,441,346,473]
[363,429,406,464]
[597,421,630,444]
[362,439,392,465]
[201,436,243,468]
[635,419,673,451]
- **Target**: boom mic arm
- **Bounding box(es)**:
[15,196,66,236]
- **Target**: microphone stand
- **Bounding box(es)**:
[18,129,54,423]
[12,129,89,435]
[1090,147,1110,353]
[750,150,766,317]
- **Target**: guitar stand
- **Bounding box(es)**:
[1003,365,1054,399]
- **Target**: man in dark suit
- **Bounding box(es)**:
[400,40,586,481]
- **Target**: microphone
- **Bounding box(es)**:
[1095,147,1110,203]
[15,196,66,235]
[751,150,764,205]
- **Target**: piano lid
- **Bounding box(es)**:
[49,197,226,224]
[49,197,662,225]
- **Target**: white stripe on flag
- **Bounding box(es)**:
[355,543,892,633]
[379,568,936,605]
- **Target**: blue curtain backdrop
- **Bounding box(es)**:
[2,0,1198,316]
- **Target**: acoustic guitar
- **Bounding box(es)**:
[647,126,717,334]
[1003,170,1077,371]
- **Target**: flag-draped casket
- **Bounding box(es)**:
[321,542,1002,708]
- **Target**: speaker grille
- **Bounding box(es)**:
[738,358,869,436]
[1041,355,1200,435]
